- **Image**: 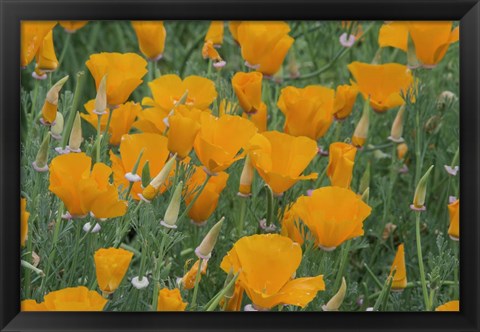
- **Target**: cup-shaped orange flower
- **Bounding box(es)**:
[435,300,460,312]
[194,113,257,174]
[290,187,372,251]
[20,21,56,68]
[228,21,242,42]
[327,142,357,188]
[378,21,459,68]
[205,21,224,45]
[109,133,169,200]
[21,198,30,247]
[277,85,335,140]
[333,84,358,120]
[220,234,325,310]
[157,288,188,311]
[94,247,133,295]
[247,131,318,195]
[41,286,107,311]
[184,166,229,224]
[131,21,167,61]
[389,244,407,291]
[348,62,414,112]
[82,100,141,145]
[86,52,148,106]
[21,300,48,311]
[242,102,268,132]
[35,30,59,74]
[49,153,128,219]
[448,199,459,241]
[236,21,294,76]
[232,71,263,114]
[142,74,217,113]
[59,21,88,33]
[167,111,201,159]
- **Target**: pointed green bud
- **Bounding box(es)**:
[94,75,108,115]
[322,277,347,311]
[388,104,406,143]
[358,162,370,195]
[407,32,420,70]
[141,161,151,187]
[45,75,69,105]
[361,187,370,204]
[151,154,177,190]
[195,217,225,260]
[32,133,51,172]
[160,181,183,229]
[68,112,83,152]
[411,165,434,211]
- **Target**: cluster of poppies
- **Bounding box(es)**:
[20,20,459,312]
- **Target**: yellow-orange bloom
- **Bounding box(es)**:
[94,247,133,294]
[157,288,187,311]
[49,153,128,219]
[281,205,312,245]
[247,131,318,195]
[131,21,167,61]
[184,166,229,224]
[232,71,263,114]
[327,142,357,188]
[221,234,325,309]
[242,102,268,132]
[202,40,224,64]
[448,199,459,241]
[82,100,141,145]
[109,133,169,200]
[194,113,257,174]
[59,21,88,33]
[277,85,334,140]
[35,30,58,74]
[333,84,358,120]
[180,259,208,290]
[20,21,56,68]
[228,21,241,42]
[435,300,460,311]
[236,21,294,76]
[21,198,30,247]
[389,244,407,291]
[290,187,372,250]
[22,286,108,311]
[379,21,459,68]
[86,52,148,106]
[348,62,414,112]
[167,110,201,159]
[397,142,408,160]
[205,21,224,45]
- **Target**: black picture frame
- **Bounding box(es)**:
[1,0,479,331]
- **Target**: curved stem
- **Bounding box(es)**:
[415,211,430,310]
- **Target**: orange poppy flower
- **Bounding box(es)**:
[232,71,263,114]
[194,113,257,174]
[86,52,148,106]
[180,259,208,290]
[290,187,372,250]
[20,21,56,68]
[109,133,169,200]
[167,110,201,159]
[327,142,357,188]
[435,300,460,311]
[205,21,224,45]
[157,288,188,311]
[94,247,134,294]
[59,21,88,33]
[228,21,242,42]
[82,100,141,145]
[277,85,335,140]
[131,21,167,61]
[242,102,267,132]
[220,234,325,309]
[236,21,294,76]
[389,244,407,291]
[22,286,107,311]
[280,205,311,245]
[202,40,225,66]
[348,62,414,112]
[142,74,217,113]
[247,131,318,196]
[21,198,30,247]
[35,30,58,74]
[184,166,229,224]
[333,84,358,120]
[49,153,127,219]
[379,21,459,68]
[448,199,459,240]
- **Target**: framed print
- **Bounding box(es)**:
[1,0,479,331]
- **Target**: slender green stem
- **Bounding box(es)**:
[205,272,239,311]
[58,33,72,66]
[363,263,384,289]
[29,79,40,130]
[333,240,351,292]
[61,71,85,149]
[236,197,247,235]
[190,258,204,310]
[414,109,423,186]
[415,211,430,310]
[151,231,169,311]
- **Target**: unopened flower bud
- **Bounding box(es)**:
[93,75,108,115]
[322,277,347,311]
[436,91,457,111]
[411,165,434,211]
[352,100,370,148]
[180,259,208,290]
[160,181,183,229]
[397,143,408,160]
[238,155,253,197]
[358,162,370,195]
[68,112,83,153]
[361,187,369,204]
[407,33,420,70]
[50,111,64,140]
[388,105,405,143]
[141,154,176,202]
[195,217,224,260]
[41,75,69,125]
[32,133,51,172]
